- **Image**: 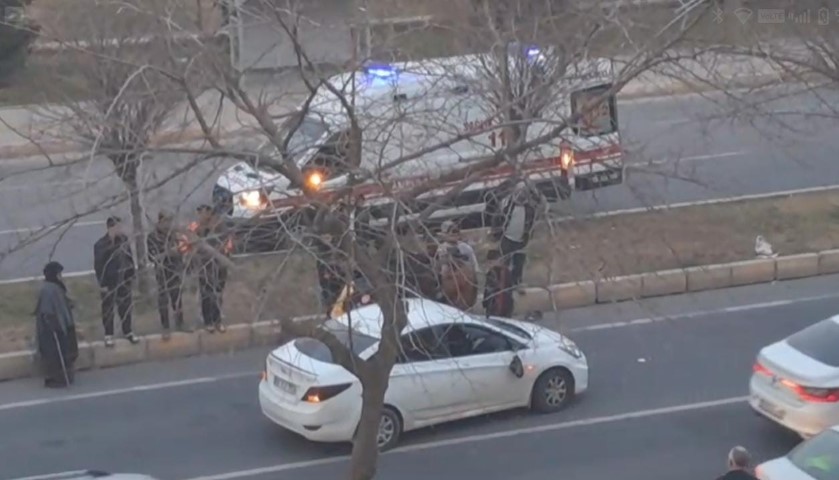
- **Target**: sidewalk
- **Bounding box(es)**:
[0,47,803,160]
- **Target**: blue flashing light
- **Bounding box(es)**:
[364,65,397,78]
[526,47,541,58]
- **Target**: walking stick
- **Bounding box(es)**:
[52,331,71,387]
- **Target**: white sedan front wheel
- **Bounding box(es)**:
[531,368,575,413]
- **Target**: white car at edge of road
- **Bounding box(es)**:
[749,314,839,438]
[756,425,839,480]
[258,297,589,450]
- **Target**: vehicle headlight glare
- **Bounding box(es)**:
[239,190,265,210]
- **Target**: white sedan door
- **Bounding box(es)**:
[386,326,472,427]
[443,324,525,411]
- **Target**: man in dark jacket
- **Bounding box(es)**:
[491,185,537,287]
[147,210,190,337]
[194,205,233,333]
[311,233,346,314]
[94,216,137,347]
[716,446,759,480]
[483,249,514,318]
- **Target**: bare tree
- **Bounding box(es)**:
[32,1,210,292]
[158,1,718,479]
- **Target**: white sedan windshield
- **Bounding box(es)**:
[788,429,839,480]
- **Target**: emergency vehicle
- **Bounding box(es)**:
[213,46,623,251]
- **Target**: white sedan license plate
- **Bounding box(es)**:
[757,398,785,419]
[273,376,297,395]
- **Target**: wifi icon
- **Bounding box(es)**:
[734,7,753,24]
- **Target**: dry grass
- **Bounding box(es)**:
[3,191,839,352]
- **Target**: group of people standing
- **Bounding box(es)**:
[33,205,234,388]
[312,184,540,319]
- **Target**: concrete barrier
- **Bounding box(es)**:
[3,252,839,382]
[550,281,597,309]
[146,333,201,361]
[596,275,643,303]
[200,324,253,354]
[641,269,686,298]
[818,249,839,274]
[730,259,777,287]
[92,340,147,369]
[514,288,553,314]
[686,264,732,292]
[776,253,819,280]
[0,351,34,381]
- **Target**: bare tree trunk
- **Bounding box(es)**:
[125,177,151,296]
[349,376,386,480]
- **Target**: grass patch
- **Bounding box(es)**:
[3,191,839,352]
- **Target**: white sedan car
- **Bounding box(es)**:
[258,298,589,450]
[749,314,839,438]
[756,425,839,480]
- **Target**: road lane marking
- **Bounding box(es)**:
[0,220,104,236]
[181,395,749,480]
[8,471,90,480]
[0,372,256,412]
[567,292,839,333]
[628,150,746,167]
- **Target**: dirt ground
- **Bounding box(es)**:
[3,191,839,352]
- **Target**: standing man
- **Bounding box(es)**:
[482,249,514,318]
[194,205,233,333]
[716,446,759,480]
[491,185,537,287]
[147,210,191,338]
[94,216,138,347]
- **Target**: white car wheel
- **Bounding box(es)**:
[376,407,402,451]
[531,368,575,413]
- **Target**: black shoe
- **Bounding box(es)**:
[44,379,68,389]
[125,333,140,345]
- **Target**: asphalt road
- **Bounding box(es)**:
[2,84,839,279]
[3,274,839,480]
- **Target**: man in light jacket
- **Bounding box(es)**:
[492,186,537,287]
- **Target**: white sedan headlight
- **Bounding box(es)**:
[238,190,267,210]
[558,336,582,358]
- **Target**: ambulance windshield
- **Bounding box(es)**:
[285,116,330,158]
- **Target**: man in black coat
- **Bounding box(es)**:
[716,446,759,480]
[147,210,190,337]
[93,216,137,347]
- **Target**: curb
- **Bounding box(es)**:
[2,249,839,382]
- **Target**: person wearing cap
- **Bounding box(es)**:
[437,220,480,274]
[717,446,759,480]
[35,261,79,388]
[491,185,537,287]
[193,204,233,333]
[147,210,191,337]
[93,216,138,347]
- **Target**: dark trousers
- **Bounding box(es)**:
[39,327,78,387]
[199,271,227,327]
[101,284,133,336]
[155,267,184,329]
[500,237,527,286]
